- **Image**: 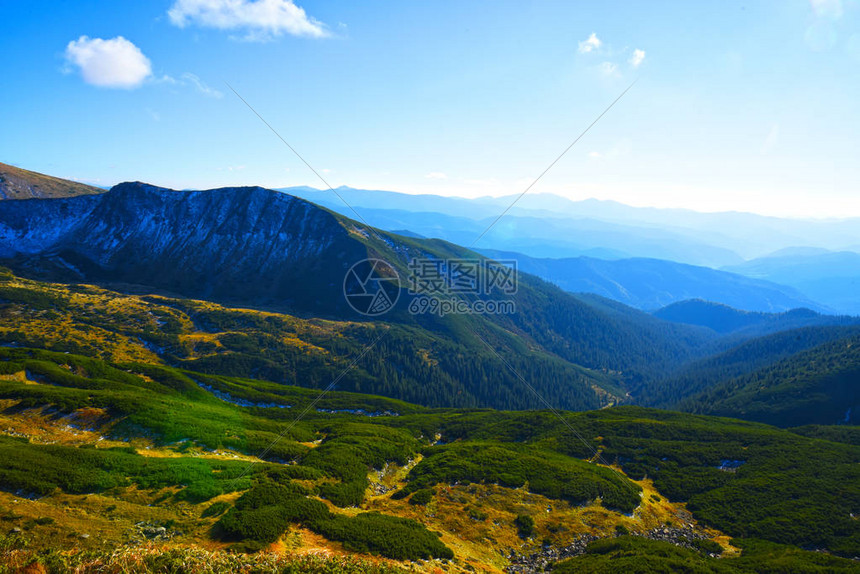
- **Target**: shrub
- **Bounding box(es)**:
[514,514,535,538]
[408,488,433,506]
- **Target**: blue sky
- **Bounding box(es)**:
[1,0,859,217]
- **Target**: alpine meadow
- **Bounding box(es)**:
[0,2,859,573]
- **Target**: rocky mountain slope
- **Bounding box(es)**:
[0,161,103,200]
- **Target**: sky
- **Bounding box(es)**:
[1,0,859,218]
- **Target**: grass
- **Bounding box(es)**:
[0,272,858,568]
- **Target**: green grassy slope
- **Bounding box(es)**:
[0,267,619,411]
[0,345,857,561]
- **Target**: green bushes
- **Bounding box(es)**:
[408,488,433,506]
[313,513,453,560]
[514,514,535,538]
[217,482,453,560]
[386,407,860,556]
[692,538,723,555]
[552,536,860,573]
[202,501,231,518]
[0,435,251,501]
[1,339,859,560]
[300,424,420,507]
[397,442,641,513]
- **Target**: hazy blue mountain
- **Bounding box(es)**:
[651,300,857,334]
[281,188,744,267]
[479,250,824,313]
[724,251,860,315]
[281,186,860,261]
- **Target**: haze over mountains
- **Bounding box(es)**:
[283,185,860,259]
[725,250,860,315]
[283,185,860,315]
[480,250,822,313]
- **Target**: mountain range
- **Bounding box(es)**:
[724,250,860,315]
[281,185,860,314]
[0,165,859,570]
[0,180,729,412]
[480,250,823,313]
[282,185,860,261]
[2,173,858,427]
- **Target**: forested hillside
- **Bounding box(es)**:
[681,334,860,426]
[633,325,860,408]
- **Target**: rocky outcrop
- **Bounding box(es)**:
[0,182,369,314]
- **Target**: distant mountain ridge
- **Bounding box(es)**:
[281,185,860,261]
[281,188,744,267]
[0,162,103,200]
[651,300,851,334]
[724,250,860,315]
[480,250,824,313]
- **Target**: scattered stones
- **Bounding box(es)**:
[507,534,598,573]
[132,522,173,541]
[506,526,712,573]
[370,482,391,496]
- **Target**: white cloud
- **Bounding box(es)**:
[598,61,619,77]
[578,32,602,53]
[587,151,603,159]
[152,74,179,86]
[425,172,448,180]
[168,0,328,39]
[811,0,842,19]
[629,49,646,67]
[153,73,222,97]
[181,73,223,98]
[64,36,152,89]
